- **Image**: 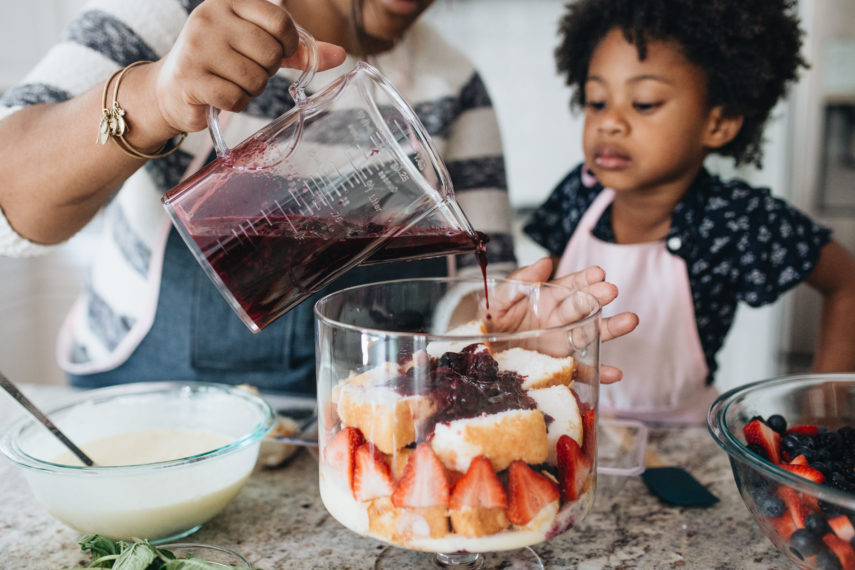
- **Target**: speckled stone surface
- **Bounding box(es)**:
[0,386,792,569]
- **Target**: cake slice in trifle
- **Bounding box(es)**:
[318,339,596,551]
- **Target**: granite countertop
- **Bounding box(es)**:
[0,384,790,569]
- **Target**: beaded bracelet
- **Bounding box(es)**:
[96,61,187,160]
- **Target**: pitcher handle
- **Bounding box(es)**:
[207,26,319,158]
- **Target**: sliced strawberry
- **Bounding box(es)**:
[828,515,855,543]
[743,419,781,464]
[353,443,394,502]
[777,486,816,528]
[580,408,596,458]
[506,460,559,526]
[556,434,592,502]
[788,454,808,466]
[391,443,449,508]
[780,464,826,484]
[800,492,820,514]
[449,455,507,510]
[785,424,820,436]
[323,426,365,490]
[823,533,855,569]
[768,513,797,541]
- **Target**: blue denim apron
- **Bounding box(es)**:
[68,228,448,395]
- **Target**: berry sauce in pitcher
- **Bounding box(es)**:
[187,216,489,329]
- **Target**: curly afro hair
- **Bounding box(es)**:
[555,0,809,167]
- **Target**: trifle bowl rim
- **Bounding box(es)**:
[313,275,602,339]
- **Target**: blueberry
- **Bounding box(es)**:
[790,528,823,557]
[767,414,787,434]
[819,498,843,517]
[813,462,830,477]
[747,442,769,461]
[782,433,810,456]
[816,549,843,570]
[805,512,831,536]
[752,486,786,517]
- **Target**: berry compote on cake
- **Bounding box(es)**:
[319,323,596,552]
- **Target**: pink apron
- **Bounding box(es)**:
[555,188,715,424]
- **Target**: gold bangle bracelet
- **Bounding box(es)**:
[96,61,187,160]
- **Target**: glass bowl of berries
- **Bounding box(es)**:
[708,374,855,569]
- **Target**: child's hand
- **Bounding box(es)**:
[507,258,639,384]
[151,0,346,136]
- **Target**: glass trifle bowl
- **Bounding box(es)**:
[314,277,601,568]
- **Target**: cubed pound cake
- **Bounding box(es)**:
[335,363,437,454]
[431,408,549,472]
[494,347,574,390]
[527,385,583,464]
[425,320,490,359]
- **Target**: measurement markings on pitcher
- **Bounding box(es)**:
[289,187,313,215]
[308,176,332,207]
[243,218,259,236]
[333,167,352,206]
[272,200,299,235]
[349,147,371,183]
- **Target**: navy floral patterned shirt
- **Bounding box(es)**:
[524,164,833,383]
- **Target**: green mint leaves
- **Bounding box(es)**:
[71,535,257,570]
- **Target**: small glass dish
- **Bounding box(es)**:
[0,382,275,543]
[596,417,648,503]
[162,543,252,567]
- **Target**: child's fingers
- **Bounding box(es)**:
[552,264,606,291]
[583,281,617,310]
[600,311,639,343]
[600,365,624,384]
[506,257,553,283]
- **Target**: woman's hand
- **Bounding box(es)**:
[152,0,346,136]
[506,258,639,384]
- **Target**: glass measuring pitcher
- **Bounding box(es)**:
[162,28,481,333]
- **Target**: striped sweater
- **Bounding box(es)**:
[0,0,516,375]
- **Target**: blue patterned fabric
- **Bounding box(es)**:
[524,164,832,382]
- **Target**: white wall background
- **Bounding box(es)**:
[0,0,844,392]
[427,0,583,210]
[0,0,91,387]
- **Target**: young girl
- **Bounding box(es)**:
[525,0,855,424]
